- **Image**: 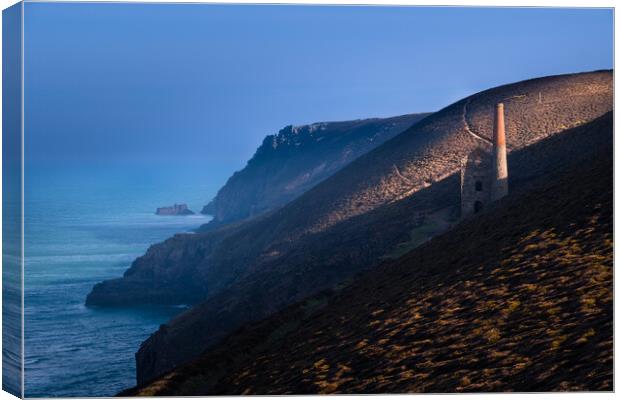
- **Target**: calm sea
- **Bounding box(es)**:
[23,164,223,397]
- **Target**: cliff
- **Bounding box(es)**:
[125,111,612,395]
[85,70,613,384]
[201,113,430,224]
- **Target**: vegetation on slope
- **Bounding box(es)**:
[126,112,613,395]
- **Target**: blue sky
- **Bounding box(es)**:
[24,3,613,169]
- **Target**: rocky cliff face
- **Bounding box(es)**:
[125,111,613,395]
[85,70,613,384]
[201,113,430,224]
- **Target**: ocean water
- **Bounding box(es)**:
[23,165,222,397]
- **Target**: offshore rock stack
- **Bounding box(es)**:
[156,203,195,216]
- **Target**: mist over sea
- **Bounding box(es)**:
[23,164,223,397]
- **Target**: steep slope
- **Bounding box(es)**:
[126,112,613,395]
[202,113,430,224]
[86,70,613,383]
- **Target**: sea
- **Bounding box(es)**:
[23,164,225,397]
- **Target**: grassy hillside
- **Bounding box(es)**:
[86,70,613,384]
[127,112,612,395]
[202,113,430,225]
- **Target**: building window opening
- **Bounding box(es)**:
[475,180,483,191]
[474,201,483,214]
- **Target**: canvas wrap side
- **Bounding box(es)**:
[3,2,24,397]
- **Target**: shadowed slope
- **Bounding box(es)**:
[125,112,613,395]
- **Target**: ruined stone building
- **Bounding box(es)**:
[461,103,509,217]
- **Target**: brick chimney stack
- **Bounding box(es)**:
[491,102,508,200]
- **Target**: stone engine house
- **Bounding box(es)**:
[461,103,509,217]
[460,147,493,216]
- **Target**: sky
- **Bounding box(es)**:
[24,3,613,170]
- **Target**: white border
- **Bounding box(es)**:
[12,0,620,6]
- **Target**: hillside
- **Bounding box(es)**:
[125,111,613,395]
[202,113,430,224]
[85,70,613,384]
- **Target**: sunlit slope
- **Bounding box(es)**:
[127,112,612,395]
[279,70,612,237]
